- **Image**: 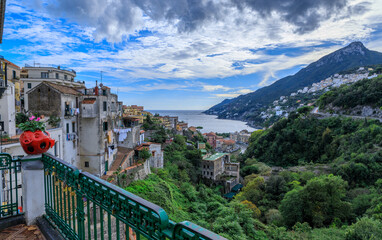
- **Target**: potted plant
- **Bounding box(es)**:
[18,116,55,155]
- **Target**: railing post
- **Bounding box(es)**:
[21,155,45,225]
[77,192,85,240]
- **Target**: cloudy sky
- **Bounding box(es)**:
[2,0,382,110]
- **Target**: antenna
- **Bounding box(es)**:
[100,71,104,84]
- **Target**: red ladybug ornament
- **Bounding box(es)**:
[20,130,55,155]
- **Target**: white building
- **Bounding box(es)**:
[21,65,85,111]
[0,81,16,137]
[135,142,163,169]
[78,84,123,176]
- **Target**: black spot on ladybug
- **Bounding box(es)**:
[27,146,34,153]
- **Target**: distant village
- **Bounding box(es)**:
[0,60,252,198]
[260,67,380,120]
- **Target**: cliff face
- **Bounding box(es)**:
[205,42,382,125]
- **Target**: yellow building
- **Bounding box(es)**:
[5,59,21,112]
[122,105,149,124]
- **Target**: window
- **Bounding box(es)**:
[41,72,49,78]
[66,123,70,134]
[85,162,89,168]
[103,101,107,111]
[103,122,108,131]
[64,75,67,80]
[102,89,107,96]
[27,83,32,89]
[12,70,16,79]
[56,73,59,79]
[72,122,75,133]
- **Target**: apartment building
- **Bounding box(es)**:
[21,65,85,111]
[79,84,122,176]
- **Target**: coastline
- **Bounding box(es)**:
[148,110,258,133]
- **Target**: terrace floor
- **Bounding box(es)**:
[0,224,46,240]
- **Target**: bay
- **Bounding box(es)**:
[147,110,257,133]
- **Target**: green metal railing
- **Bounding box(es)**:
[42,153,226,240]
[0,153,22,219]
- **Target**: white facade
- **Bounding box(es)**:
[61,95,79,165]
[0,82,16,137]
[0,128,63,158]
[148,143,163,168]
[79,87,122,176]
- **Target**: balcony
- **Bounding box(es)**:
[0,153,226,240]
[0,79,6,88]
[64,107,80,118]
[81,100,98,118]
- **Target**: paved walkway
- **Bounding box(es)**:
[311,107,382,122]
[0,224,46,240]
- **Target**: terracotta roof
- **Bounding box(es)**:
[82,98,96,104]
[45,82,82,96]
[4,59,20,69]
[135,146,149,151]
[206,132,216,136]
[110,147,134,172]
[223,139,236,145]
[140,130,145,134]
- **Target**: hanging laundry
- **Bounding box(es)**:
[107,130,113,143]
[108,146,113,158]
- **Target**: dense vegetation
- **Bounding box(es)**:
[126,79,382,239]
[125,113,382,239]
[236,110,382,238]
[318,75,382,109]
[245,114,382,179]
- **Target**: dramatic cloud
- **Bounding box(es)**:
[232,0,369,34]
[41,0,370,42]
[3,0,381,109]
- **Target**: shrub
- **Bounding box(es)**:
[345,217,382,240]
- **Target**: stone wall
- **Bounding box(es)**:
[28,84,61,116]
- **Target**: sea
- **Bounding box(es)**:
[147,110,257,133]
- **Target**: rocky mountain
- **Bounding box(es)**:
[205,42,382,126]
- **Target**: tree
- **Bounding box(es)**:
[279,187,304,227]
[138,148,151,161]
[235,177,264,204]
[280,175,351,228]
[240,200,261,219]
[297,106,314,116]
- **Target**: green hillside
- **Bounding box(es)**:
[318,75,382,109]
[205,42,382,126]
